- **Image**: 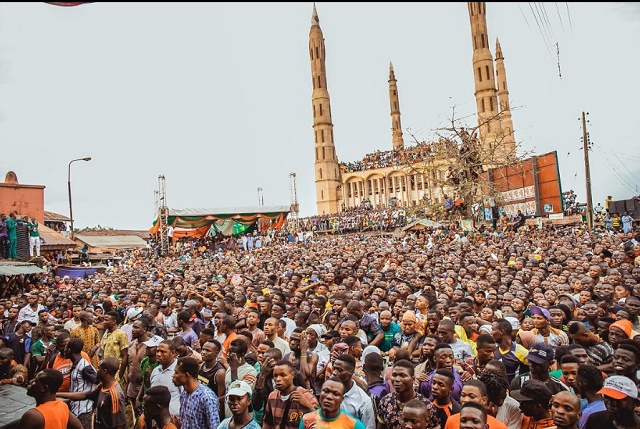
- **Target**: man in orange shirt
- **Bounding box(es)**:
[444,380,508,429]
[20,369,83,429]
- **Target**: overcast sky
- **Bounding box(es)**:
[0,2,639,230]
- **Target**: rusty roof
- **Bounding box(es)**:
[76,230,151,239]
[74,235,148,249]
[44,210,71,222]
[40,224,77,248]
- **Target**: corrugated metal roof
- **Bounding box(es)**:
[75,235,148,248]
[40,224,77,247]
[168,206,291,216]
[44,211,71,222]
[0,261,46,276]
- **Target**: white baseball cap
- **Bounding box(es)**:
[597,375,638,399]
[143,335,163,348]
[226,380,252,398]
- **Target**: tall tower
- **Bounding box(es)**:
[468,2,504,162]
[310,4,342,214]
[494,38,516,157]
[388,62,405,151]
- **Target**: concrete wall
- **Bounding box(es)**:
[0,183,46,223]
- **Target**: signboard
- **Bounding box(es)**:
[486,151,563,216]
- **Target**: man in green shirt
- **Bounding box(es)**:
[6,212,18,259]
[27,216,40,257]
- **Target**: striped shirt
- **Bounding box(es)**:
[69,356,97,416]
[263,387,319,429]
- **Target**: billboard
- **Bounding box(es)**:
[486,151,563,217]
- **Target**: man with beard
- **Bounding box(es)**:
[21,369,83,429]
[300,378,365,429]
[378,310,401,355]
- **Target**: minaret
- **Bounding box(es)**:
[388,62,405,151]
[468,2,504,162]
[495,38,516,157]
[310,4,341,215]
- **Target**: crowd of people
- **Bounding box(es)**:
[1,215,640,429]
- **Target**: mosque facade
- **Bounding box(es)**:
[311,2,517,215]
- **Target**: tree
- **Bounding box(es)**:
[404,105,533,224]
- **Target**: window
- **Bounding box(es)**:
[317,76,321,88]
[477,67,482,82]
[321,130,325,143]
[319,168,323,179]
[485,65,490,81]
[489,97,494,112]
[393,90,397,96]
[319,104,323,116]
[481,98,485,112]
[315,46,319,59]
[481,34,485,48]
[321,190,324,199]
[394,102,397,111]
[315,147,318,160]
[322,147,325,159]
[313,105,316,117]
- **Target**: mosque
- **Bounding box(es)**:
[310,3,517,215]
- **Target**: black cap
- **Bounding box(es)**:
[510,379,552,406]
[321,330,340,339]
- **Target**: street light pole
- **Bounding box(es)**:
[68,157,92,240]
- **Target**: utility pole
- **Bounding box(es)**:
[582,112,594,230]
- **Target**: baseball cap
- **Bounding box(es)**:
[143,335,163,348]
[529,306,551,320]
[126,307,143,321]
[526,342,555,364]
[597,375,638,400]
[510,379,552,405]
[226,380,252,398]
[505,316,520,331]
[321,330,340,340]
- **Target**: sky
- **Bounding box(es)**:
[0,2,639,230]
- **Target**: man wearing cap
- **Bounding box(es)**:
[510,342,569,396]
[530,306,569,348]
[584,375,640,429]
[511,379,555,429]
[218,380,260,429]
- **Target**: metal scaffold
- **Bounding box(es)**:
[157,175,169,256]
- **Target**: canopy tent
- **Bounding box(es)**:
[401,218,443,231]
[150,205,291,238]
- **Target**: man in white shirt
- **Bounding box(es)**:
[149,339,182,416]
[18,293,45,325]
[331,354,375,428]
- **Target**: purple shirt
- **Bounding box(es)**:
[418,368,464,402]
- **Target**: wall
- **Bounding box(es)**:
[0,183,46,223]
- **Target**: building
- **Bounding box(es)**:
[0,171,45,223]
[310,2,517,214]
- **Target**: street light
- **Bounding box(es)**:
[68,157,92,240]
